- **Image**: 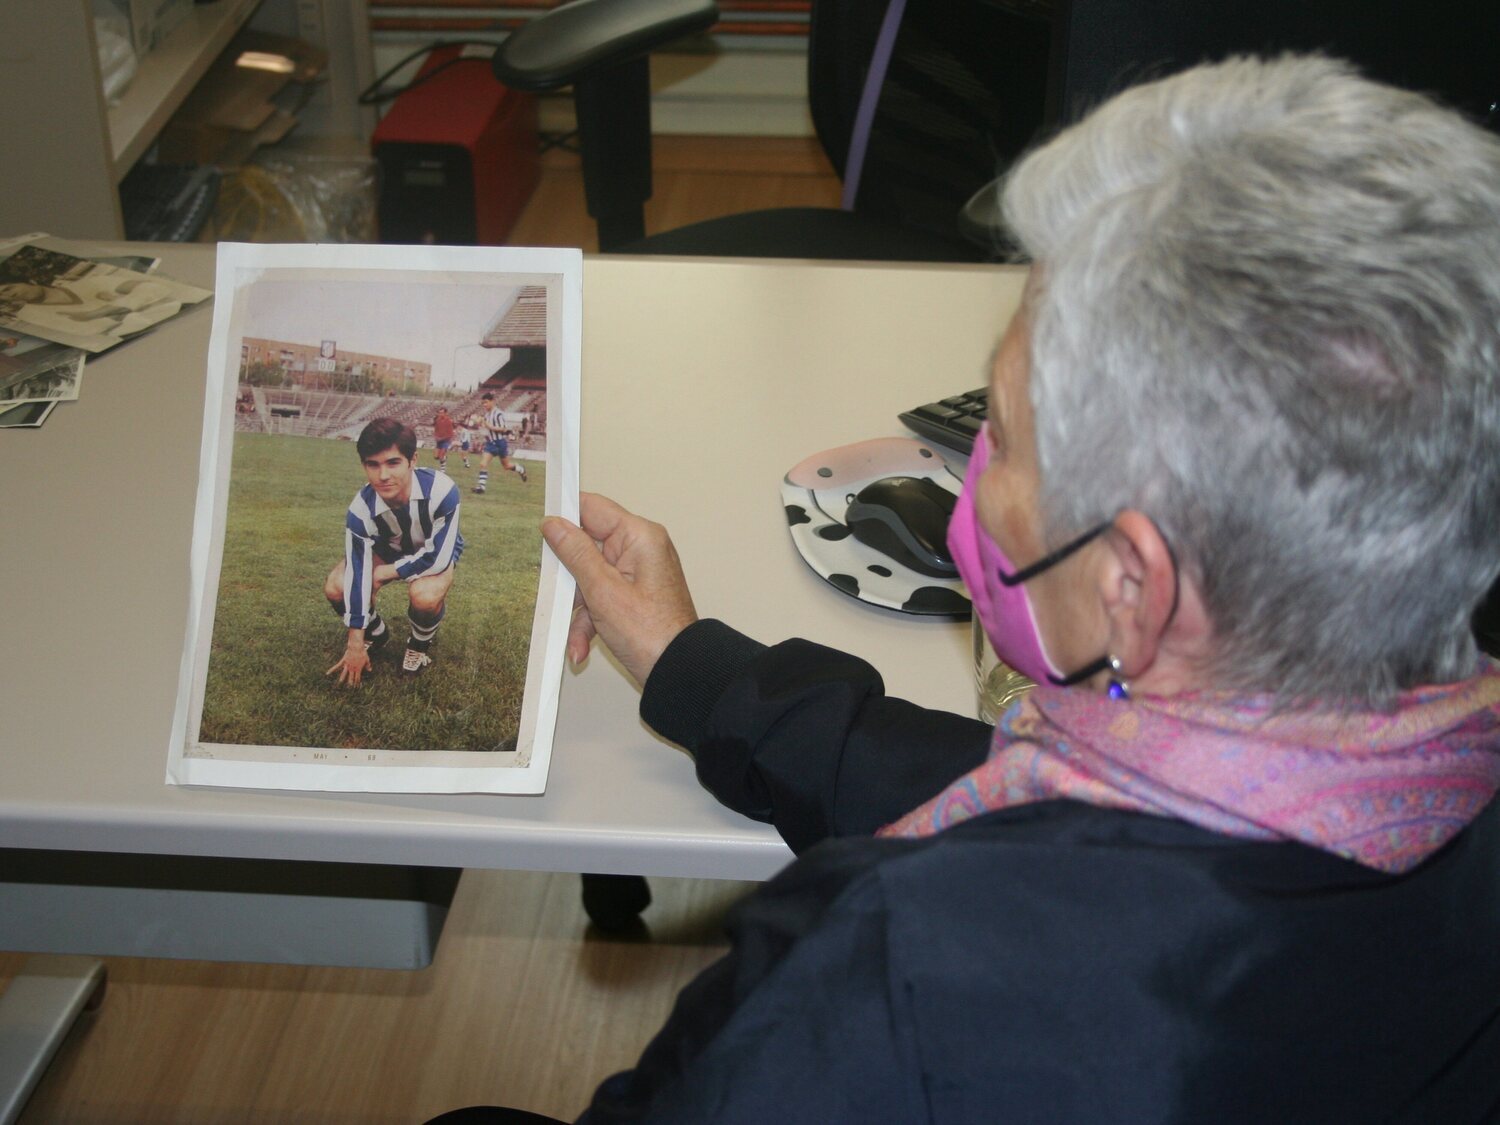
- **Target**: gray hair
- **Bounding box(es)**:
[1002,54,1500,705]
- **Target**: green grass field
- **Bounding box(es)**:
[198,433,544,753]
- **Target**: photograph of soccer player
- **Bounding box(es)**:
[324,418,462,684]
[431,405,455,471]
[472,391,527,493]
[173,242,578,792]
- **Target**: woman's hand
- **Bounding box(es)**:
[541,493,698,685]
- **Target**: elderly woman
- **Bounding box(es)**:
[537,56,1500,1123]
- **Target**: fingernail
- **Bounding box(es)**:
[540,516,567,546]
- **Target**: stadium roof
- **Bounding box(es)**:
[481,285,547,349]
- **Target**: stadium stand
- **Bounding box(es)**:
[229,383,546,452]
[253,388,384,438]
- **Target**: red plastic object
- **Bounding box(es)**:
[372,46,540,245]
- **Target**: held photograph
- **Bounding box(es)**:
[168,242,581,793]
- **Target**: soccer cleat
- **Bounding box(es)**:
[471,485,485,494]
[401,647,433,675]
[517,465,528,483]
[364,626,391,654]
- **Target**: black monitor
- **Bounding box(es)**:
[1045,0,1498,133]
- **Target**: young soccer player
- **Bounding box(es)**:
[431,405,455,471]
[471,391,527,493]
[459,414,479,468]
[324,417,463,682]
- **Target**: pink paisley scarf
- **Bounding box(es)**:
[879,661,1500,873]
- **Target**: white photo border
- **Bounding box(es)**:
[166,242,581,793]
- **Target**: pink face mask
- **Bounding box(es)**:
[947,424,1111,687]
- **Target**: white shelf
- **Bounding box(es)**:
[109,0,264,176]
[0,0,261,239]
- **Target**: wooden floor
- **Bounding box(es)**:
[509,134,842,252]
[3,874,758,1123]
[2,135,840,1124]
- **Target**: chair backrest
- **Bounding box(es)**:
[816,0,1498,254]
[807,0,1053,250]
[1050,0,1499,135]
[1476,574,1500,659]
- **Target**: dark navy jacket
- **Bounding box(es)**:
[580,621,1500,1124]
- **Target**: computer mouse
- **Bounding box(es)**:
[844,476,958,578]
[781,436,969,617]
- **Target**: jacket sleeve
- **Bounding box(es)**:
[578,838,929,1125]
[639,619,993,853]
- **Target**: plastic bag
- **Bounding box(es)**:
[209,152,378,243]
[93,0,138,103]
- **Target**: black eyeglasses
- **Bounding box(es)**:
[995,521,1110,587]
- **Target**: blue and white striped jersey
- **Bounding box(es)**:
[341,467,463,629]
[484,405,508,435]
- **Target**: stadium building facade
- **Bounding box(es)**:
[240,337,432,394]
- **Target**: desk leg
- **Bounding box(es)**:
[0,955,106,1125]
[0,850,460,970]
[580,873,652,932]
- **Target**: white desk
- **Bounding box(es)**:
[0,242,1026,963]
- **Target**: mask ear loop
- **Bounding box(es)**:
[1049,653,1113,688]
[995,520,1112,688]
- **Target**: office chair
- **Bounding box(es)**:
[494,0,1053,928]
[492,0,1053,257]
[1476,574,1500,659]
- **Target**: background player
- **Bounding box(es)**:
[459,413,479,469]
[431,405,455,471]
[324,417,463,682]
[472,391,527,493]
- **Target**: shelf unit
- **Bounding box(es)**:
[0,0,261,240]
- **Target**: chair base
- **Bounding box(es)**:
[581,872,653,932]
[617,207,991,262]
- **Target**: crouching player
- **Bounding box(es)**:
[324,417,463,683]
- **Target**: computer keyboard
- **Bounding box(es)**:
[120,163,220,243]
[898,387,987,454]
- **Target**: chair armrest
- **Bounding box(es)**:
[958,179,1005,249]
[493,0,719,91]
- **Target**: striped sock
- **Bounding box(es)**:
[408,615,440,650]
[477,470,489,489]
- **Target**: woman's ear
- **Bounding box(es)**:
[1098,513,1212,696]
[1097,510,1202,683]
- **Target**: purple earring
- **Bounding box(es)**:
[1105,655,1130,701]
